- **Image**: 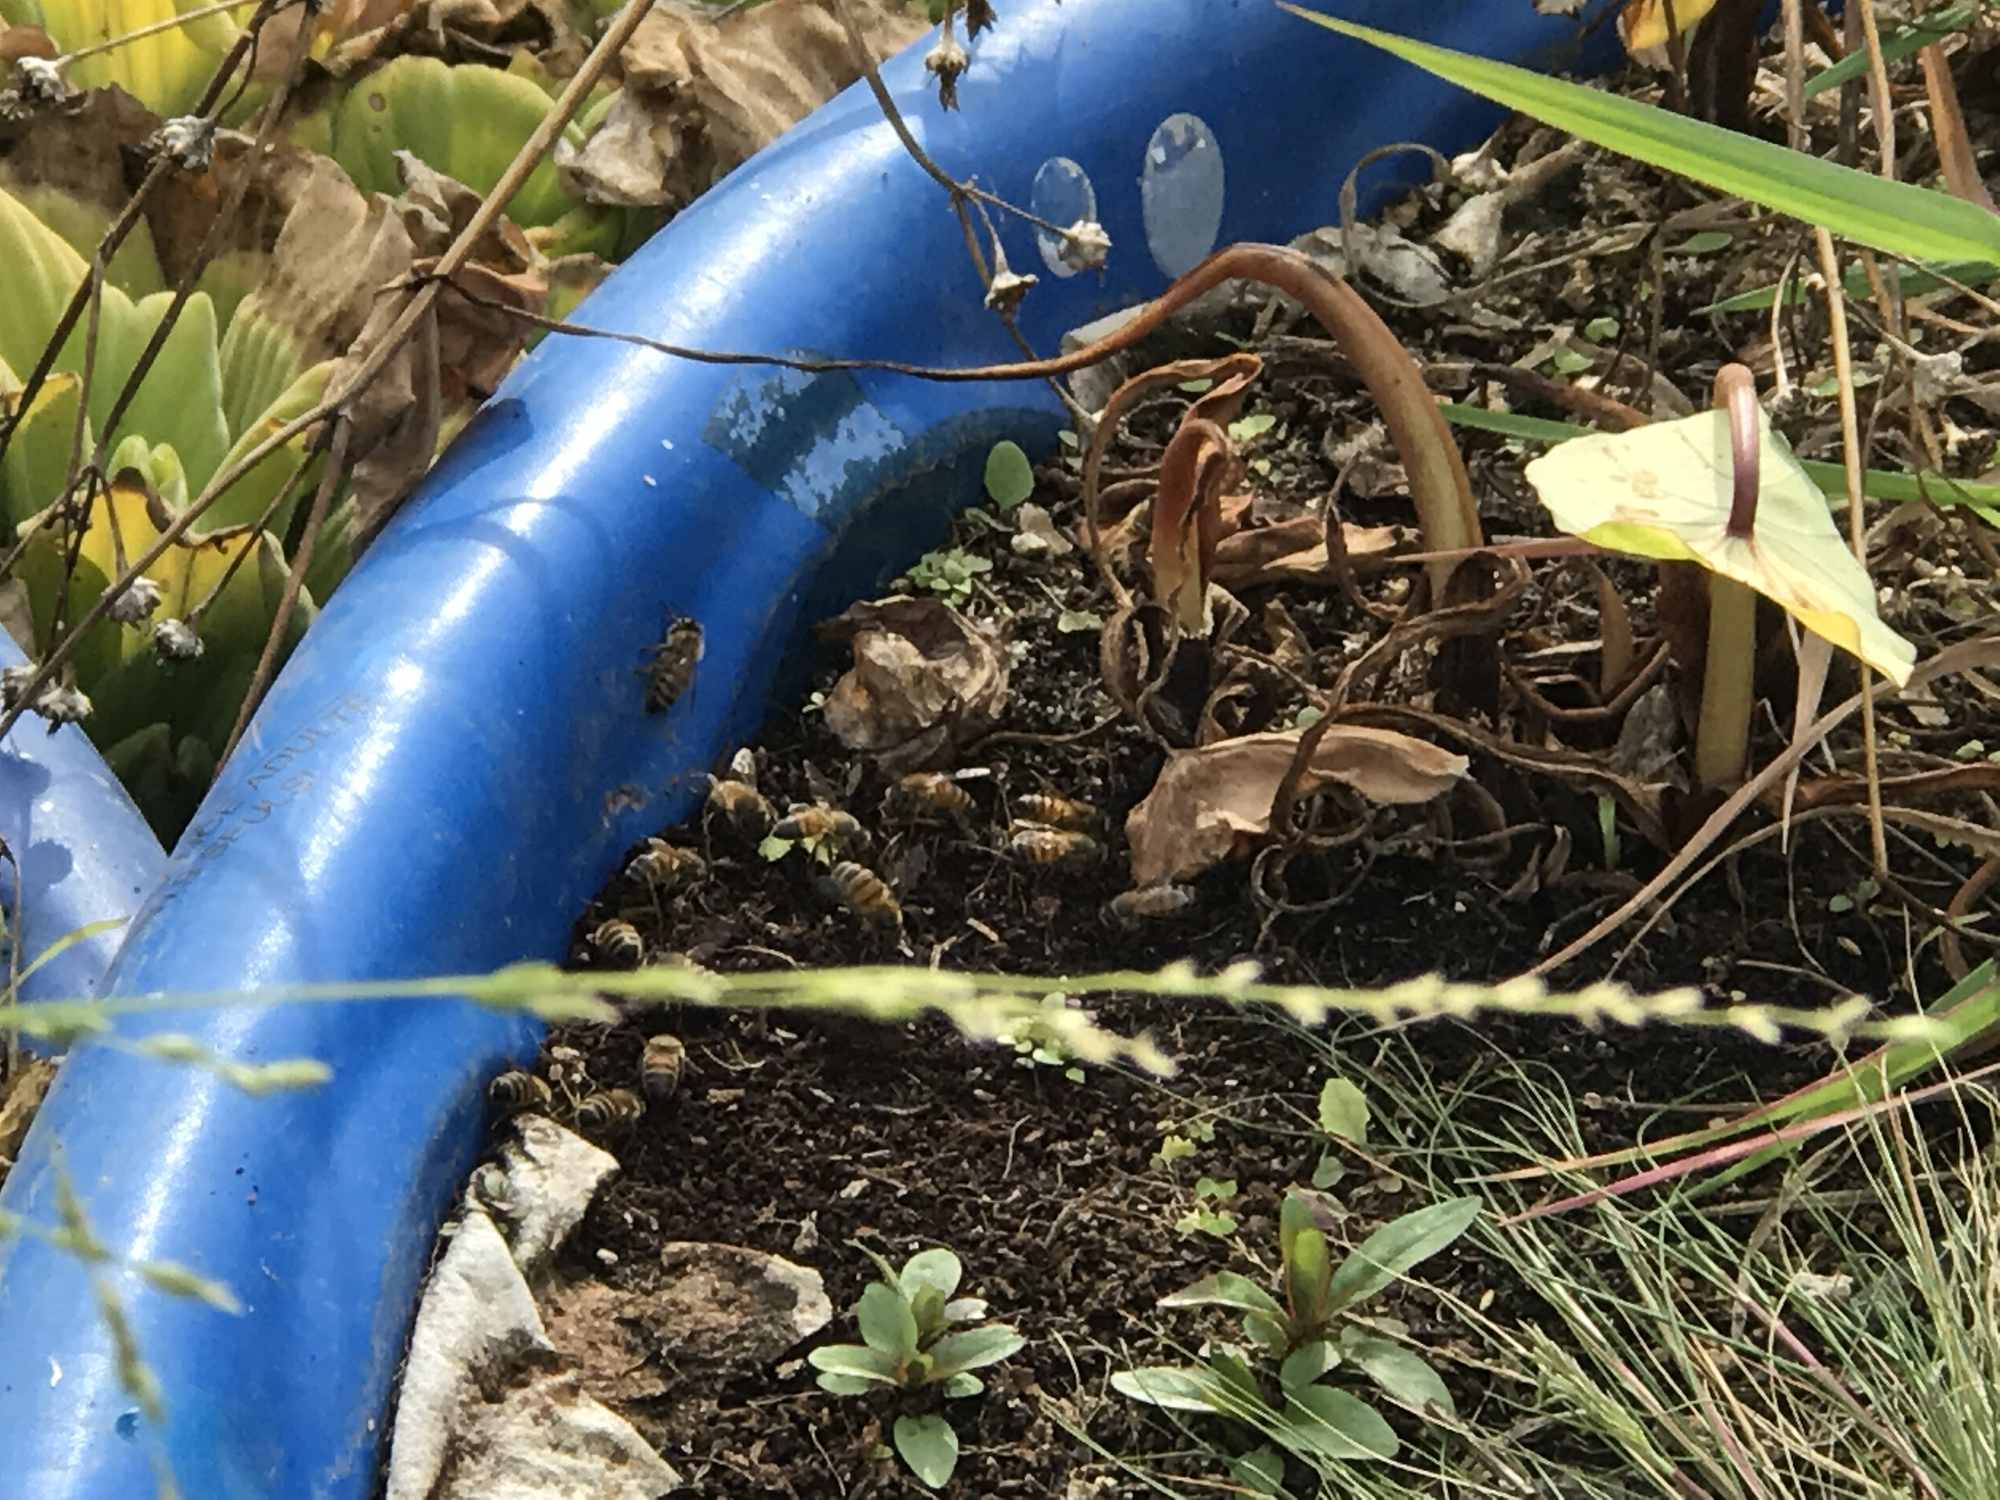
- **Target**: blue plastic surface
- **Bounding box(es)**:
[0,2,1630,1494]
[0,631,163,1011]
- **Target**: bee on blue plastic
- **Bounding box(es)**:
[643,617,703,715]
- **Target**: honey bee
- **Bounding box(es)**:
[576,1087,644,1139]
[1009,825,1101,867]
[706,772,776,844]
[642,616,703,714]
[640,1033,686,1104]
[1106,883,1196,927]
[627,839,705,892]
[773,803,865,849]
[1015,793,1097,831]
[591,917,644,967]
[488,1069,553,1115]
[881,771,975,825]
[823,859,901,926]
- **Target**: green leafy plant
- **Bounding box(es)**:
[994,991,1087,1081]
[808,1244,1026,1489]
[981,439,1033,510]
[1113,1193,1478,1471]
[902,546,992,607]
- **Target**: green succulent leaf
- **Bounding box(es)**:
[201,360,334,536]
[899,1247,963,1304]
[908,1284,948,1340]
[856,1282,919,1362]
[941,1372,983,1399]
[1317,1078,1370,1143]
[1338,1330,1456,1420]
[1280,1384,1399,1461]
[814,1371,881,1396]
[324,57,586,228]
[1278,1339,1339,1393]
[893,1414,959,1489]
[983,439,1034,510]
[1279,1192,1314,1264]
[1230,1447,1287,1496]
[806,1343,903,1386]
[1204,1349,1268,1418]
[941,1296,988,1325]
[1109,1364,1225,1414]
[1325,1198,1480,1314]
[106,290,228,492]
[1283,1226,1332,1333]
[1,372,86,531]
[925,1324,1025,1379]
[1243,1310,1289,1354]
[1158,1270,1283,1318]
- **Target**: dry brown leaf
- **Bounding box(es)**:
[819,596,1009,773]
[570,0,928,210]
[1210,515,1403,588]
[0,1057,57,1167]
[1126,726,1468,886]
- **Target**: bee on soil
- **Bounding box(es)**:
[627,838,705,892]
[881,770,975,826]
[640,1034,687,1104]
[1106,883,1196,927]
[1014,792,1097,831]
[1008,825,1101,868]
[488,1069,553,1116]
[576,1087,645,1139]
[822,859,902,927]
[642,617,703,715]
[774,802,866,850]
[706,773,776,844]
[590,917,645,967]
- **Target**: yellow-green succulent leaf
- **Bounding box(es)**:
[201,359,332,535]
[5,0,246,119]
[106,433,189,514]
[0,182,93,382]
[106,290,229,491]
[217,297,311,441]
[0,177,167,298]
[327,57,585,228]
[1524,410,1917,685]
[1,373,88,532]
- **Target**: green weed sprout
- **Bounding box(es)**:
[1113,1193,1478,1473]
[807,1244,1026,1489]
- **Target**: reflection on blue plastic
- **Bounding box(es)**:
[1030,156,1097,277]
[1141,113,1226,278]
[0,3,1630,1496]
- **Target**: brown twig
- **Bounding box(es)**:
[220,416,352,768]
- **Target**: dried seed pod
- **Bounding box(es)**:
[34,685,91,726]
[627,839,705,892]
[881,771,974,825]
[640,1034,686,1104]
[1106,883,1196,927]
[773,803,865,849]
[151,618,203,661]
[1009,825,1101,868]
[1015,793,1097,831]
[706,775,776,843]
[823,860,901,926]
[488,1069,553,1116]
[591,918,644,967]
[106,577,163,625]
[576,1087,644,1139]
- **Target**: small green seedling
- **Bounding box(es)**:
[983,440,1035,510]
[1175,1176,1241,1240]
[1114,1193,1478,1473]
[995,993,1087,1081]
[903,547,993,607]
[808,1245,1026,1489]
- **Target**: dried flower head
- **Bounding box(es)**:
[152,618,204,662]
[1059,219,1112,274]
[150,116,216,173]
[13,58,70,106]
[0,664,37,711]
[925,33,969,110]
[107,576,164,625]
[35,684,92,728]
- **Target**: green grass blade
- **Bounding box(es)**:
[1802,2,1977,99]
[1281,7,2000,270]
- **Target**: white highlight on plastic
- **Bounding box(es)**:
[1030,156,1098,278]
[1140,113,1224,279]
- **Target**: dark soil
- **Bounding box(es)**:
[484,37,2000,1500]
